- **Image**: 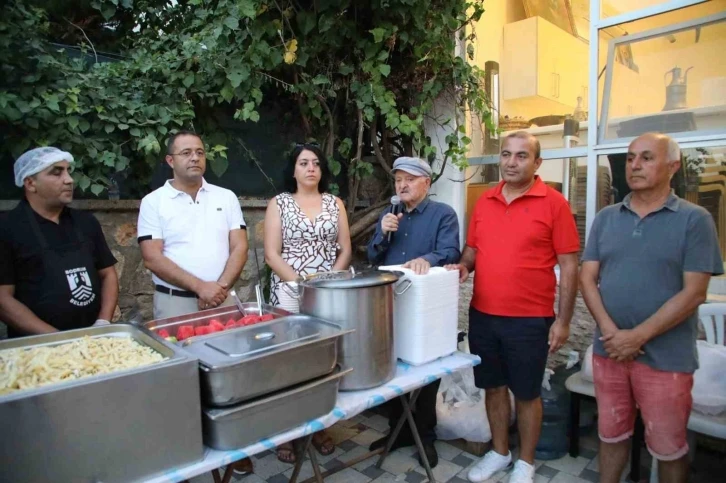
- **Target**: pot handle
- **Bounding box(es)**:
[394,278,412,296]
[280,282,300,300]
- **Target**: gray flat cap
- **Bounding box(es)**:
[392,157,432,177]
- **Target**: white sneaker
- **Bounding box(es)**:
[509,460,535,483]
[467,450,512,482]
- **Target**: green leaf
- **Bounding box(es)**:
[297,12,316,35]
[249,111,260,122]
[27,117,39,129]
[319,15,335,33]
[79,119,90,133]
[379,64,391,77]
[226,67,250,88]
[224,16,239,30]
[129,127,141,137]
[338,64,354,76]
[118,123,129,130]
[370,28,387,43]
[329,159,342,176]
[138,134,160,154]
[239,0,257,18]
[183,73,195,88]
[91,184,104,196]
[210,155,229,177]
[312,75,329,85]
[100,151,116,166]
[79,175,91,191]
[220,84,234,103]
[104,124,114,133]
[101,5,116,21]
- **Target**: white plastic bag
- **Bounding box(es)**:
[581,345,594,383]
[692,340,726,416]
[435,338,515,443]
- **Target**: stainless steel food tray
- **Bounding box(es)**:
[202,366,351,450]
[143,302,291,343]
[183,314,352,406]
[0,324,203,483]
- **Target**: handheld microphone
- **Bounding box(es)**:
[387,195,401,242]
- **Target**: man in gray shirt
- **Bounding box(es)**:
[580,132,723,483]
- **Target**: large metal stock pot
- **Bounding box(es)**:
[290,268,411,390]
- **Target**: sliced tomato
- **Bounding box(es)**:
[259,314,275,322]
[177,325,195,341]
[238,315,258,326]
[194,325,211,336]
[157,329,171,338]
[224,320,238,330]
[208,320,225,332]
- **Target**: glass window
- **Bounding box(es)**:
[539,156,611,253]
[680,145,726,261]
[599,12,726,142]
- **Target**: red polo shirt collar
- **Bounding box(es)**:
[486,175,548,203]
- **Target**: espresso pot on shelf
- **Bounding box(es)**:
[663,66,693,111]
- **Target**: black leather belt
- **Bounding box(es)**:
[155,285,197,298]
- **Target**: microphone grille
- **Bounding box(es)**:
[390,195,401,205]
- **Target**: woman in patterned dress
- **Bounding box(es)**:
[264,143,352,463]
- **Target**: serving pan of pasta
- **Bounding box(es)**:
[0,323,204,483]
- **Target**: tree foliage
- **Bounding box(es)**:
[1,0,491,204]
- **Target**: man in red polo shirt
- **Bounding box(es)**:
[447,131,580,483]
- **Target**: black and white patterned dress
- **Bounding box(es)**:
[269,192,340,306]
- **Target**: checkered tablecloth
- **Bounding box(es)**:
[144,351,481,483]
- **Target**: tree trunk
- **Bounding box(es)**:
[350,204,386,239]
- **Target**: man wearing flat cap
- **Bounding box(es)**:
[367,156,461,467]
[0,147,119,338]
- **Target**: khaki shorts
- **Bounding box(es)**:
[152,292,234,320]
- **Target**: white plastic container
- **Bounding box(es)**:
[380,265,459,365]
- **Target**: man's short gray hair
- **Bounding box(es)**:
[667,137,681,162]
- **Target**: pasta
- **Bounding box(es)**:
[0,336,166,396]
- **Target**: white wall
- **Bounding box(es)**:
[426,96,467,248]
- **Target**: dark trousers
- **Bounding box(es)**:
[384,379,441,443]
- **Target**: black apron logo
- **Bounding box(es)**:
[65,267,97,306]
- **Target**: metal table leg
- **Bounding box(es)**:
[289,434,314,483]
[308,442,324,483]
[211,465,234,483]
[373,389,436,482]
[376,388,422,467]
[401,391,436,482]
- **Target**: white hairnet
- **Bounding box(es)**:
[14,147,74,187]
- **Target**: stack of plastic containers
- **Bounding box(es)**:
[380,265,459,365]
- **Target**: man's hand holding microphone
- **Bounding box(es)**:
[382,195,403,242]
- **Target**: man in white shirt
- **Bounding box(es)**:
[138,131,249,319]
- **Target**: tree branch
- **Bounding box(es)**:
[315,94,335,158]
[350,205,386,239]
[371,114,392,174]
[346,107,365,216]
[293,71,313,136]
[431,154,449,184]
[64,18,97,64]
[351,199,389,224]
[236,139,277,194]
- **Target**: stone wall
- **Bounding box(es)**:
[0,199,269,326]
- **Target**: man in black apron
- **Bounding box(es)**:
[0,147,118,338]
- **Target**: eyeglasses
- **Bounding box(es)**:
[295,142,320,148]
[170,149,206,158]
